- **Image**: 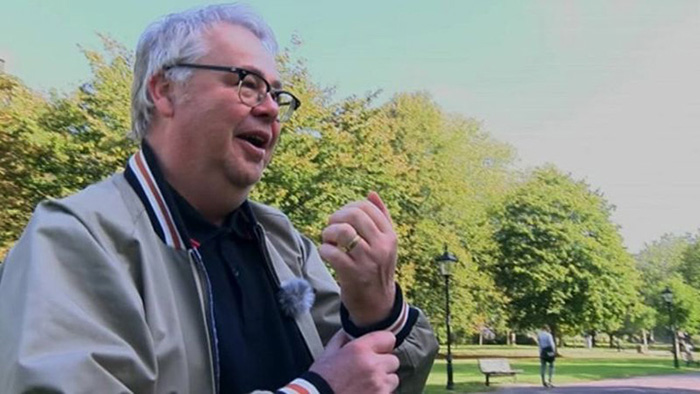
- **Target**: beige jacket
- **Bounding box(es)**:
[0,149,438,393]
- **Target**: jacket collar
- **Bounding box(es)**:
[124,142,189,250]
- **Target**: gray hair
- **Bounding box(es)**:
[130,3,278,140]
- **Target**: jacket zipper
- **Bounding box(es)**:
[188,247,221,394]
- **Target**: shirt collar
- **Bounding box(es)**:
[170,184,257,246]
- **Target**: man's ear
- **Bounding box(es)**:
[148,73,176,118]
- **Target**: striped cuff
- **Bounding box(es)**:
[276,371,333,394]
[340,283,418,348]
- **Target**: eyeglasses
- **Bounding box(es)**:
[163,63,301,123]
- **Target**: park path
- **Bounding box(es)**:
[491,373,700,393]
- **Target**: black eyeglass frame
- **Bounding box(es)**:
[163,63,301,122]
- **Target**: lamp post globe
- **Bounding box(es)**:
[436,244,458,390]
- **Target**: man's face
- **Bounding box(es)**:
[169,23,282,191]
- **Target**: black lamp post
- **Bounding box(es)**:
[436,244,458,390]
[661,287,679,369]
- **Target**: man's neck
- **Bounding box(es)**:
[144,137,250,226]
[166,171,249,226]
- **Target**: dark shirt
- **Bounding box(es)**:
[170,190,313,393]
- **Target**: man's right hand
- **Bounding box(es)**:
[309,330,400,393]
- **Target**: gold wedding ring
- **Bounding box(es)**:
[341,234,361,253]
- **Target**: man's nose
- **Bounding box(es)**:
[251,92,280,120]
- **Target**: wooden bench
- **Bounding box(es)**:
[478,358,524,386]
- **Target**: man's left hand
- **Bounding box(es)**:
[319,191,397,326]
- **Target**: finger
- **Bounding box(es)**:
[336,200,393,233]
[318,242,358,272]
[328,204,384,239]
[368,191,393,224]
[378,353,400,373]
[356,330,396,354]
[324,329,350,351]
[357,197,393,234]
[386,373,400,392]
[321,222,358,247]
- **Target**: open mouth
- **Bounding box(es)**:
[237,132,269,149]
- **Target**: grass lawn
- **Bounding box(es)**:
[424,345,700,393]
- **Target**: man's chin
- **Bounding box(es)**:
[228,171,264,190]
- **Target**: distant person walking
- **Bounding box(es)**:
[538,325,556,388]
[680,332,696,366]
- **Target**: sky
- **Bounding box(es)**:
[1,0,699,253]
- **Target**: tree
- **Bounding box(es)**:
[635,233,694,285]
[0,36,137,258]
[634,233,698,338]
[44,36,136,191]
[655,277,700,335]
[679,237,700,289]
[620,302,657,346]
[0,74,56,257]
[371,93,517,341]
[488,166,641,343]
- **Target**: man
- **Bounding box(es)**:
[0,4,438,393]
[680,332,696,366]
[537,325,556,388]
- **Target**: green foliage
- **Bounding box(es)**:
[0,36,137,257]
[634,233,699,335]
[679,237,700,289]
[487,166,641,338]
[0,73,56,257]
[635,233,695,285]
[621,302,657,339]
[375,93,517,340]
[653,276,700,334]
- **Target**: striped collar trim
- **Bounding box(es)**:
[126,149,187,250]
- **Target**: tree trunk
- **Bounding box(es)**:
[609,333,614,348]
[510,331,516,346]
[637,329,649,353]
[591,331,597,347]
[551,323,560,352]
[479,331,483,346]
